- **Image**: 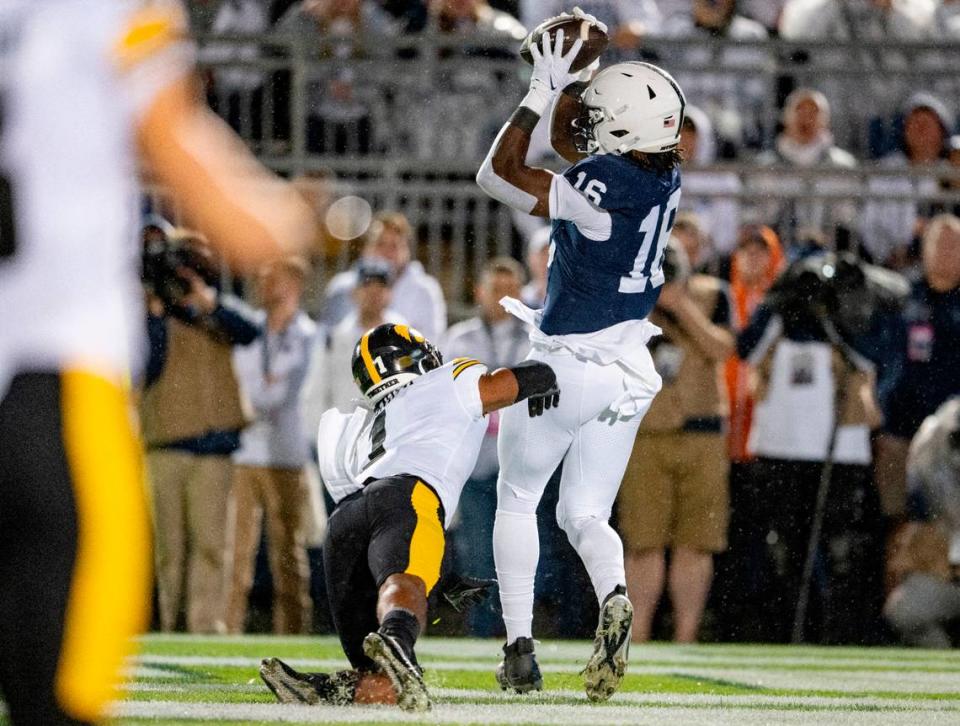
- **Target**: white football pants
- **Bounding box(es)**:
[493,347,658,643]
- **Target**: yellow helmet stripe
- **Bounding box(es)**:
[360,332,382,384]
[394,324,412,342]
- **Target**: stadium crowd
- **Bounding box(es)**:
[133,0,960,647]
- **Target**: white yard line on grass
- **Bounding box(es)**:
[122,682,960,711]
[129,655,960,693]
[110,700,960,725]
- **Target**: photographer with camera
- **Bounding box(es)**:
[734,251,907,644]
[617,236,735,644]
[140,221,262,634]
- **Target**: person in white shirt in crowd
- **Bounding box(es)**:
[860,92,954,269]
[678,105,741,257]
[752,88,858,254]
[322,212,446,341]
[520,0,662,51]
[227,257,317,635]
[302,259,407,435]
[522,226,552,308]
[443,257,532,636]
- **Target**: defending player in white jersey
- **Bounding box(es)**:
[0,2,313,723]
[259,324,559,712]
[474,13,685,701]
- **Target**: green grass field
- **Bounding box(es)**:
[7,634,960,724]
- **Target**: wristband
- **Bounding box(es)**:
[520,85,555,117]
[509,106,541,134]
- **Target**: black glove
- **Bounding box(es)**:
[528,386,560,417]
[441,573,498,613]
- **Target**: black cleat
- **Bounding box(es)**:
[362,631,431,712]
[583,585,633,702]
[259,657,357,705]
[495,636,543,693]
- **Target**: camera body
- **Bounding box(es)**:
[142,230,219,309]
[766,252,908,343]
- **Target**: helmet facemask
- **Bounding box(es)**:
[572,104,605,155]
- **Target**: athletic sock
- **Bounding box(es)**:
[493,509,539,643]
[379,608,421,659]
[564,516,626,606]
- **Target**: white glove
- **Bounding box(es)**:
[522,29,583,115]
[571,6,608,35]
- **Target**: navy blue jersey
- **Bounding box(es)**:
[539,154,681,336]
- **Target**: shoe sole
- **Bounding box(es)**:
[259,658,320,705]
[495,662,543,694]
[583,594,633,702]
[363,633,432,712]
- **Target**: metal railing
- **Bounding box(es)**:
[196,32,960,169]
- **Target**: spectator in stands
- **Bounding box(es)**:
[521,226,550,308]
[713,225,785,641]
[876,215,960,520]
[411,1,526,158]
[935,0,960,38]
[276,1,395,153]
[140,228,261,633]
[884,397,960,648]
[302,259,406,431]
[226,257,316,635]
[520,1,662,50]
[779,0,937,152]
[780,0,936,39]
[443,257,530,636]
[618,239,734,643]
[199,0,269,140]
[753,88,858,254]
[277,0,398,42]
[679,105,742,256]
[860,93,954,269]
[661,0,770,151]
[322,211,447,340]
[431,0,526,37]
[735,256,887,644]
[670,212,714,276]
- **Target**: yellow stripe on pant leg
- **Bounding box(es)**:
[404,482,445,595]
[57,370,152,721]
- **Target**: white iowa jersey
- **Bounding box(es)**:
[0,0,192,397]
[317,358,489,527]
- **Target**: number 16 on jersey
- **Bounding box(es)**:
[620,187,681,294]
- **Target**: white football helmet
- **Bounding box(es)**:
[575,62,686,156]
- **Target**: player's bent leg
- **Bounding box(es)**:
[557,397,645,701]
[364,478,445,712]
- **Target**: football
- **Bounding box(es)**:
[519,15,609,73]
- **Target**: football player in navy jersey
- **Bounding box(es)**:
[475,20,685,702]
